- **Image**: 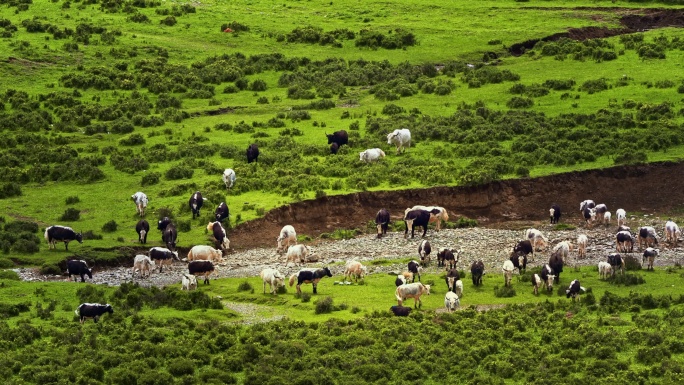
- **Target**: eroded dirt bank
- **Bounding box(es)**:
[230,161,684,249]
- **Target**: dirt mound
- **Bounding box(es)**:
[229,161,684,250]
[509,8,684,56]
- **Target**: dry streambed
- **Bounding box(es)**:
[16,217,684,287]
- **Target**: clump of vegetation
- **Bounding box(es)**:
[101,220,118,233]
[237,281,253,292]
[60,208,80,221]
[494,285,516,297]
[315,296,334,314]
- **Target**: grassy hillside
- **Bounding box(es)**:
[0,0,683,264]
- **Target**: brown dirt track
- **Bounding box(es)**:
[229,161,684,250]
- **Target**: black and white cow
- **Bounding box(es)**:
[509,253,527,272]
[565,279,585,301]
[289,267,333,294]
[548,252,564,283]
[75,303,113,324]
[162,223,177,251]
[437,248,459,269]
[446,268,460,292]
[418,240,431,266]
[136,219,149,244]
[67,259,92,282]
[45,225,83,251]
[188,260,216,285]
[471,260,484,286]
[207,221,230,250]
[513,240,533,258]
[215,202,229,223]
[579,200,596,213]
[131,191,148,217]
[549,204,561,224]
[157,216,171,231]
[149,247,179,273]
[246,143,259,163]
[326,130,348,148]
[375,208,390,238]
[540,264,556,292]
[407,260,422,283]
[616,230,634,253]
[189,191,204,220]
[404,209,440,238]
[607,253,625,275]
[643,247,659,270]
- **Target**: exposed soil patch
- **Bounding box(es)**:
[509,8,684,56]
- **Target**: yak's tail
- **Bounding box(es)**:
[289,274,297,287]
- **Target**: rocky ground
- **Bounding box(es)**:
[16,215,683,287]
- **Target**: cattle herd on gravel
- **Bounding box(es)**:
[42,141,680,321]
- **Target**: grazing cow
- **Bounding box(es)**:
[548,252,564,283]
[187,245,224,263]
[607,253,625,275]
[343,260,367,283]
[188,260,216,285]
[408,205,449,231]
[603,211,612,225]
[471,260,484,286]
[404,209,440,238]
[513,240,533,259]
[157,216,171,231]
[386,128,411,154]
[616,209,627,227]
[616,230,635,253]
[260,268,285,295]
[149,247,179,273]
[502,260,515,287]
[214,202,230,223]
[438,248,460,270]
[246,143,259,163]
[390,305,412,317]
[407,260,422,282]
[181,274,198,291]
[540,264,556,292]
[582,207,597,227]
[579,199,596,213]
[577,234,588,259]
[222,168,237,189]
[288,267,333,294]
[418,240,431,266]
[665,220,680,247]
[509,253,527,273]
[532,274,542,295]
[618,225,632,233]
[565,279,584,301]
[549,204,561,224]
[638,226,659,249]
[359,148,386,163]
[45,226,83,251]
[598,261,613,279]
[525,228,548,252]
[75,303,113,324]
[330,142,339,155]
[395,274,407,287]
[162,223,177,251]
[375,208,390,238]
[643,247,659,270]
[395,282,431,308]
[207,221,230,250]
[136,219,149,244]
[131,192,148,217]
[444,291,460,312]
[552,241,573,265]
[276,225,297,253]
[132,255,155,278]
[326,130,348,148]
[285,244,311,264]
[446,269,460,292]
[189,191,204,220]
[594,204,608,217]
[67,260,93,282]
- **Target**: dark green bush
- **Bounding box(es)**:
[101,220,118,233]
[119,133,146,146]
[141,172,161,186]
[165,165,194,180]
[494,285,516,298]
[0,183,21,199]
[315,296,334,314]
[65,196,80,205]
[237,281,253,292]
[59,208,80,221]
[39,263,62,275]
[167,358,195,376]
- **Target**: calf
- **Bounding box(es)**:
[214,202,229,223]
[131,191,148,217]
[285,244,311,264]
[616,230,635,253]
[565,279,584,301]
[132,255,155,278]
[330,142,339,155]
[444,291,460,312]
[181,274,198,291]
[438,248,459,269]
[246,143,259,163]
[149,247,179,273]
[532,274,542,295]
[603,211,612,225]
[359,148,386,163]
[549,204,561,224]
[260,268,285,295]
[540,264,556,293]
[446,269,460,292]
[418,240,431,266]
[395,274,407,287]
[582,207,596,227]
[395,282,430,308]
[67,260,92,282]
[207,221,230,251]
[157,216,171,231]
[502,260,515,287]
[375,208,390,238]
[638,226,659,250]
[454,279,463,298]
[276,225,297,253]
[642,247,659,270]
[45,225,83,251]
[616,209,627,227]
[75,303,113,324]
[390,305,412,317]
[607,253,625,275]
[471,260,484,286]
[407,260,422,282]
[577,234,588,259]
[162,223,177,251]
[222,168,237,189]
[136,219,149,244]
[188,260,216,285]
[598,261,613,279]
[343,260,367,283]
[665,220,680,247]
[509,253,527,273]
[189,191,204,220]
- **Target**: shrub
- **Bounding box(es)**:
[300,292,312,302]
[60,208,80,221]
[160,16,177,26]
[165,165,194,180]
[494,285,516,297]
[237,281,252,292]
[0,183,21,199]
[119,133,145,146]
[315,296,334,314]
[101,220,118,233]
[614,150,647,165]
[65,196,80,205]
[141,172,161,186]
[167,358,195,376]
[39,263,62,275]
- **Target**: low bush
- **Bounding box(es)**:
[101,220,118,233]
[315,296,334,314]
[59,208,80,221]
